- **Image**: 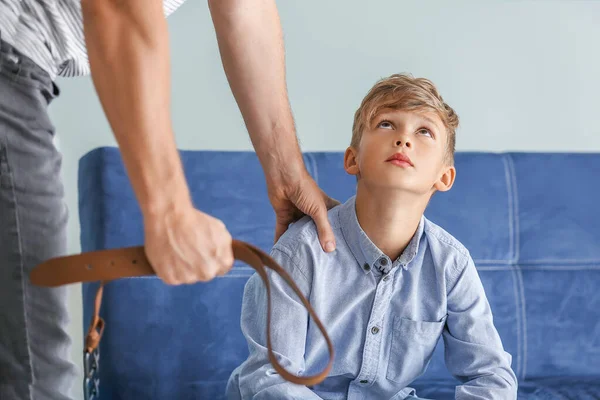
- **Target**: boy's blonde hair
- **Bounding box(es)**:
[351,73,459,164]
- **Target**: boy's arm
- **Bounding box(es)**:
[443,254,518,400]
[231,247,323,400]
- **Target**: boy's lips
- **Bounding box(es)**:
[386,152,413,167]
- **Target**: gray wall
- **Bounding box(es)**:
[47,1,600,397]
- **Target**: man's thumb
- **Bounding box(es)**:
[312,205,336,253]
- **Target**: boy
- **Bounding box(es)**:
[226,74,517,399]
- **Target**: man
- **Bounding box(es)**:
[0,0,338,398]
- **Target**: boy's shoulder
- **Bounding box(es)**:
[272,205,343,255]
[273,206,339,252]
[422,216,471,260]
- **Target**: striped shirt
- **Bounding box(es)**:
[0,0,185,81]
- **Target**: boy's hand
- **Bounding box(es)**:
[268,170,340,252]
[143,202,234,285]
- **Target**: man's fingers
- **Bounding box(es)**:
[310,202,336,253]
[325,195,341,210]
[216,248,235,276]
[274,220,288,244]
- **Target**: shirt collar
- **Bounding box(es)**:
[338,195,425,275]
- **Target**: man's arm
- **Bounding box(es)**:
[228,247,323,400]
[443,255,518,399]
[207,0,339,251]
[81,0,234,284]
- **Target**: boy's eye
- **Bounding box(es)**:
[377,120,394,129]
[417,128,432,137]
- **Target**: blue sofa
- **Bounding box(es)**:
[79,147,600,399]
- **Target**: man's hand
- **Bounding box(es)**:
[268,170,340,252]
[143,202,234,285]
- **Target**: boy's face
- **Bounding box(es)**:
[344,108,456,196]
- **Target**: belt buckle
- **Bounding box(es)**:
[83,348,100,400]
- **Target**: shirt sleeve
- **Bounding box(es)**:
[232,246,323,400]
[443,254,518,400]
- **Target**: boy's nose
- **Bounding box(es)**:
[395,139,412,148]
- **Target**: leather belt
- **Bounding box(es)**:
[30,240,334,389]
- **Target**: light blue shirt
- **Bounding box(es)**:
[227,195,517,400]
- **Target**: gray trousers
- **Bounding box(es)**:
[0,39,76,399]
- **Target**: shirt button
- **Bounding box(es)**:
[360,379,368,384]
[379,258,388,266]
[371,326,380,335]
[363,263,371,271]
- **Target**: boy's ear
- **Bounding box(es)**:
[344,146,360,176]
[434,165,456,192]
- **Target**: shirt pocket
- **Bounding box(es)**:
[386,315,447,384]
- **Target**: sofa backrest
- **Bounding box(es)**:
[79,148,600,399]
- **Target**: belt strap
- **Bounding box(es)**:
[30,240,334,386]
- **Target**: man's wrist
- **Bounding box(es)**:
[140,180,191,220]
[259,141,307,188]
[249,120,305,184]
[131,153,192,220]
